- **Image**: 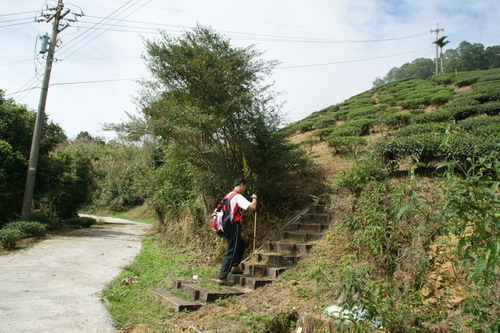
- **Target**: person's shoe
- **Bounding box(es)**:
[230,266,244,274]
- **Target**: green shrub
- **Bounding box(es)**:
[63,216,96,228]
[448,105,480,121]
[443,136,499,163]
[382,113,413,129]
[347,106,378,119]
[431,73,454,85]
[4,221,47,238]
[331,118,376,137]
[374,133,442,165]
[298,120,315,132]
[415,110,454,123]
[0,229,23,250]
[327,136,367,154]
[335,157,387,193]
[314,115,337,129]
[409,108,425,115]
[455,77,479,87]
[314,128,335,139]
[330,126,360,137]
[396,123,444,137]
[375,131,498,167]
[476,102,500,116]
[468,124,499,137]
[458,116,500,131]
[474,89,500,103]
[430,91,454,105]
[400,97,430,109]
[30,209,61,230]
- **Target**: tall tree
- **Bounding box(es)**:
[435,36,450,73]
[138,25,323,218]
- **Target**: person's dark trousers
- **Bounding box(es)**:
[217,222,246,280]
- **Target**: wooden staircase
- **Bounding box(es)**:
[150,198,331,312]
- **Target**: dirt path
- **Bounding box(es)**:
[0,215,152,333]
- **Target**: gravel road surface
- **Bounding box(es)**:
[0,215,152,333]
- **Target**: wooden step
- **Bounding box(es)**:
[309,204,327,214]
[263,241,313,254]
[228,274,274,290]
[149,288,203,312]
[280,231,322,242]
[254,252,300,266]
[286,223,329,233]
[299,214,330,223]
[240,262,287,278]
[172,280,245,303]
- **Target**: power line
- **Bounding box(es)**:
[0,16,35,23]
[4,77,140,96]
[10,0,147,101]
[0,11,39,17]
[50,78,140,85]
[72,18,429,44]
[0,59,32,66]
[276,46,431,69]
[0,21,36,28]
[3,86,39,97]
[58,0,150,57]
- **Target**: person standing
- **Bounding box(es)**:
[215,178,257,285]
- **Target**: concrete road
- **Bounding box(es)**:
[0,215,152,333]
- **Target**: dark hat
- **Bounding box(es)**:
[233,178,247,186]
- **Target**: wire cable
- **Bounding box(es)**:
[0,21,36,28]
[50,78,141,86]
[0,11,39,17]
[10,0,148,101]
[276,46,431,69]
[57,0,148,57]
[73,17,429,44]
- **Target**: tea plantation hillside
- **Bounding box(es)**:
[163,69,498,332]
[284,68,499,170]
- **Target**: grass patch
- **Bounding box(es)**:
[101,234,218,331]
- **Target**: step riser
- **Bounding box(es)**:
[300,214,330,223]
[263,242,313,254]
[309,205,327,214]
[280,232,321,242]
[149,288,202,312]
[240,263,287,279]
[256,254,298,266]
[287,224,328,233]
[173,281,244,303]
[228,274,274,290]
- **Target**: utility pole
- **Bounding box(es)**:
[21,0,64,220]
[430,23,444,75]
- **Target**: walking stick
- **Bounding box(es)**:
[251,210,257,276]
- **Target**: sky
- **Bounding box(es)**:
[1,0,499,140]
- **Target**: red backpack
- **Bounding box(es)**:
[209,191,239,237]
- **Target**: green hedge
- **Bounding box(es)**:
[382,113,414,129]
[396,122,444,137]
[0,229,23,250]
[347,106,378,119]
[3,221,47,238]
[414,110,454,123]
[375,133,499,166]
[63,216,96,228]
[455,77,479,87]
[314,128,335,140]
[327,136,367,154]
